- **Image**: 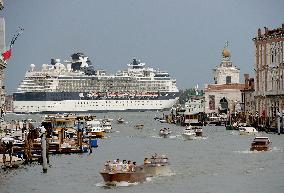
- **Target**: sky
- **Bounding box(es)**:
[1,0,284,94]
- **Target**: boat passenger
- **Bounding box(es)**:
[122,160,128,171]
[132,161,137,172]
[116,160,123,171]
[104,160,110,171]
[144,158,151,164]
[127,160,133,172]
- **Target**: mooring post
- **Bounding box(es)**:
[277,111,281,135]
[40,126,48,173]
[46,138,50,164]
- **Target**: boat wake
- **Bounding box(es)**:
[96,181,139,187]
[234,150,259,154]
[194,136,208,140]
[151,136,163,139]
[271,147,282,152]
[234,148,280,154]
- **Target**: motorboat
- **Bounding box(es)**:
[182,126,196,140]
[86,120,105,138]
[102,119,112,133]
[0,154,24,168]
[250,137,271,151]
[134,124,144,129]
[100,161,146,185]
[142,154,171,177]
[159,119,167,123]
[239,126,258,135]
[159,128,172,138]
[193,126,203,137]
[117,118,125,124]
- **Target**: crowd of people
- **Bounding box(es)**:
[104,159,137,173]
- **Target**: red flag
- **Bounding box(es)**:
[2,48,12,61]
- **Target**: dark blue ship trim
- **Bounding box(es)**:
[13,92,180,101]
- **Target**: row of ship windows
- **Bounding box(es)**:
[77,101,159,104]
[15,103,163,109]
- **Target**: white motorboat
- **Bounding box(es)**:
[159,119,167,123]
[102,119,112,133]
[182,126,196,140]
[239,126,258,135]
[117,118,125,124]
[159,129,172,138]
[86,120,105,138]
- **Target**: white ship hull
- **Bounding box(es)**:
[13,98,179,113]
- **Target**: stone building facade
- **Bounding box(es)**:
[253,24,284,127]
[205,43,245,115]
[0,17,5,117]
[241,74,255,124]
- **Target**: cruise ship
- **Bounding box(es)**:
[13,53,179,113]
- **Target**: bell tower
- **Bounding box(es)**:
[213,41,240,84]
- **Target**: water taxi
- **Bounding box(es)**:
[86,120,105,138]
[239,126,258,135]
[182,126,196,140]
[100,160,146,185]
[102,119,112,133]
[193,126,203,137]
[159,128,172,138]
[117,118,125,124]
[134,124,144,129]
[142,154,171,177]
[250,137,271,151]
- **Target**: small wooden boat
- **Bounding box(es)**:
[159,129,172,138]
[117,118,125,124]
[142,154,171,177]
[134,124,144,129]
[250,137,271,151]
[100,171,146,185]
[100,162,146,185]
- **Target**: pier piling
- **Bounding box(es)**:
[40,126,48,173]
[277,111,281,135]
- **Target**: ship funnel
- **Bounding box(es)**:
[51,58,56,65]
